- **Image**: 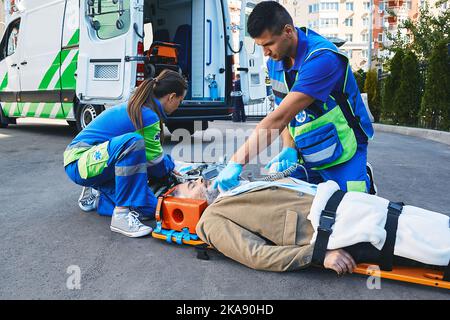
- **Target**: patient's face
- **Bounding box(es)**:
[174,178,220,204]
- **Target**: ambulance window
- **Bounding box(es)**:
[88,0,131,40]
[7,25,20,56]
[0,19,20,61]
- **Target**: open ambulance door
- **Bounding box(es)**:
[78,0,141,105]
[238,0,266,105]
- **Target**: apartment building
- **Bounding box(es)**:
[280,0,374,71]
[376,0,449,62]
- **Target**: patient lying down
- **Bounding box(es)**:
[171,177,450,276]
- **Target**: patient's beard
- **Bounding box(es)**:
[204,186,220,205]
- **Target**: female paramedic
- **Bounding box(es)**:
[64,70,188,238]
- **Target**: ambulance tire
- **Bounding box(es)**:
[0,106,9,128]
[76,104,104,132]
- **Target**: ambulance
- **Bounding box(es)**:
[0,0,267,133]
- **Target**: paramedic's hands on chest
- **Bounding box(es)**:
[214,2,345,192]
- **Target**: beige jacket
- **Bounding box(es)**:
[196,179,316,272]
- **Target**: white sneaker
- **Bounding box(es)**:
[110,210,153,238]
[78,187,100,212]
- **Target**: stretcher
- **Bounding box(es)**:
[353,264,450,289]
[145,41,182,78]
[150,164,450,291]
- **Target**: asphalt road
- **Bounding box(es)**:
[0,119,449,300]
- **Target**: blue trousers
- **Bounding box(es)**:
[291,142,370,192]
[65,133,158,217]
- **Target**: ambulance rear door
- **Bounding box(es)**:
[78,0,141,104]
[238,0,266,105]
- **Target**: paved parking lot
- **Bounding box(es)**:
[0,119,449,299]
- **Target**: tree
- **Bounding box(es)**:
[380,1,449,129]
[364,69,382,122]
[420,41,450,130]
[393,51,421,126]
[382,49,404,120]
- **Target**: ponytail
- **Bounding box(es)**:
[127,69,188,141]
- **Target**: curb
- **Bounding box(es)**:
[373,123,450,146]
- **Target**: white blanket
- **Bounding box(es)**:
[309,181,450,266]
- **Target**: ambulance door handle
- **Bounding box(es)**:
[20,61,27,65]
[206,19,212,66]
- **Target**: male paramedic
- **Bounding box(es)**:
[171,177,450,277]
[214,1,376,194]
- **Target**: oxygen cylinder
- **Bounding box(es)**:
[209,75,219,101]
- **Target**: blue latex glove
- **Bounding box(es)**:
[265,147,298,172]
[213,162,243,192]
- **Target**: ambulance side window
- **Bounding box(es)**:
[0,19,21,61]
[87,0,131,40]
[7,25,20,56]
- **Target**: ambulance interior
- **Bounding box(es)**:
[143,0,226,102]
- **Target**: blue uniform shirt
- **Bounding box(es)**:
[275,28,346,103]
[271,27,366,141]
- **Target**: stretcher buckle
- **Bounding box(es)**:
[388,202,404,214]
[318,210,336,233]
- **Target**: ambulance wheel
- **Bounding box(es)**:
[76,104,103,132]
[0,106,9,128]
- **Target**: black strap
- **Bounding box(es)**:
[285,71,296,91]
[379,202,404,271]
[331,91,361,132]
[307,102,325,118]
[312,190,346,266]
